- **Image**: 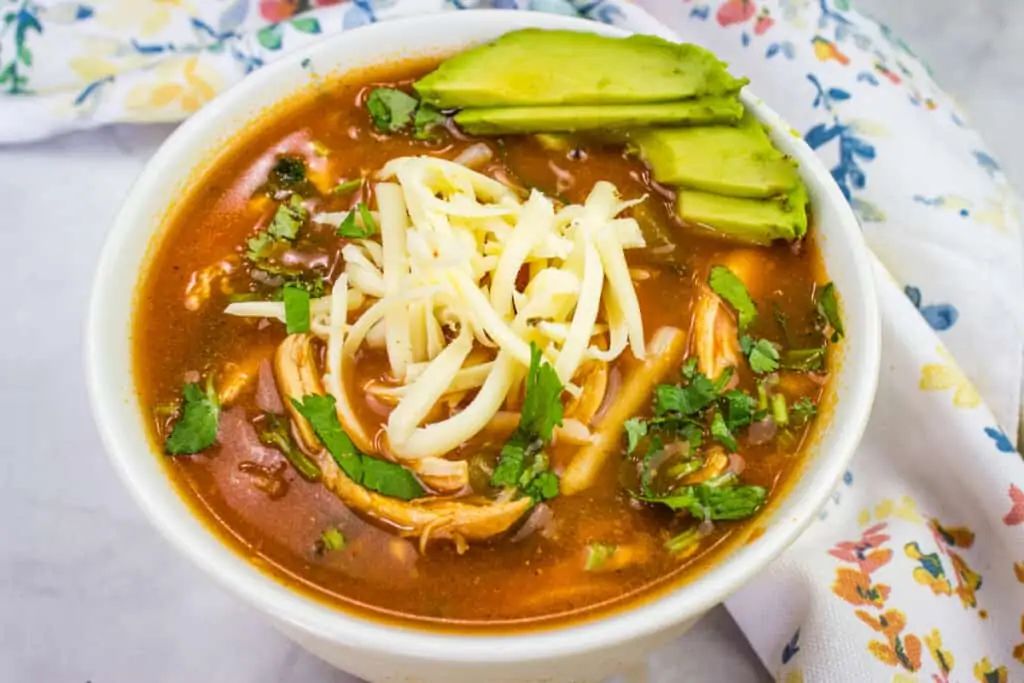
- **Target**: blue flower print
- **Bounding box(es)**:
[805,75,876,203]
[905,286,959,331]
[984,427,1015,454]
[782,629,801,664]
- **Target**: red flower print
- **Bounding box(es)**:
[829,523,893,573]
[754,10,774,35]
[716,0,756,27]
[1004,484,1024,526]
[260,0,299,22]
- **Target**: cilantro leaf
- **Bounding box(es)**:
[336,201,377,239]
[584,543,617,571]
[709,265,757,331]
[792,396,817,426]
[269,194,307,240]
[165,379,220,455]
[413,103,446,139]
[740,336,780,374]
[817,282,844,342]
[710,410,738,452]
[640,435,663,496]
[623,417,648,455]
[331,178,363,195]
[655,373,718,416]
[290,394,425,500]
[721,390,757,432]
[273,274,325,300]
[366,87,419,133]
[257,413,321,480]
[490,344,564,498]
[780,348,826,372]
[283,284,311,334]
[246,231,276,262]
[681,357,698,381]
[519,343,564,442]
[640,483,767,521]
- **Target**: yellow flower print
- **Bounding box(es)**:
[873,497,922,524]
[95,0,194,38]
[69,36,153,82]
[905,542,953,596]
[972,657,1007,683]
[783,670,804,683]
[124,55,223,120]
[1014,561,1024,583]
[950,551,982,609]
[924,629,954,676]
[919,345,981,409]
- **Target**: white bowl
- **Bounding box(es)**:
[86,10,880,683]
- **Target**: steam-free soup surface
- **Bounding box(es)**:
[135,58,831,627]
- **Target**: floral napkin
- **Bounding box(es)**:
[4,1,1023,681]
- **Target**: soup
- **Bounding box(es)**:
[134,32,841,628]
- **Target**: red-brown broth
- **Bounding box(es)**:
[134,58,828,629]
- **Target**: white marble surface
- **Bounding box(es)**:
[2,2,1020,682]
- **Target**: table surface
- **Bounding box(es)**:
[4,2,1020,680]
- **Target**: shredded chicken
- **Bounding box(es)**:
[274,333,526,546]
[561,326,687,495]
[693,249,764,380]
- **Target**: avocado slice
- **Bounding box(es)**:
[454,98,744,135]
[415,29,748,108]
[676,185,809,245]
[633,113,800,199]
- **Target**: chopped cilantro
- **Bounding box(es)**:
[740,336,780,374]
[269,194,307,240]
[655,372,718,417]
[666,458,702,480]
[273,274,325,300]
[710,410,738,452]
[290,394,425,500]
[721,390,757,432]
[681,357,698,381]
[316,526,346,554]
[709,265,757,331]
[413,103,446,139]
[639,435,664,496]
[780,348,826,372]
[792,396,817,426]
[331,178,363,195]
[245,231,276,262]
[258,413,321,480]
[165,378,220,455]
[584,543,617,571]
[623,417,648,455]
[282,284,311,334]
[490,343,564,501]
[665,527,704,555]
[641,483,767,521]
[817,282,844,342]
[337,202,378,239]
[366,87,420,133]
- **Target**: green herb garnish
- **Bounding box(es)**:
[623,417,648,455]
[413,103,446,139]
[792,396,817,426]
[490,343,563,501]
[654,372,718,417]
[331,178,363,195]
[771,393,790,427]
[366,87,420,133]
[165,378,220,455]
[641,481,767,521]
[317,526,346,554]
[584,543,618,571]
[817,282,844,342]
[710,410,738,452]
[337,201,378,239]
[709,265,757,331]
[290,394,425,500]
[269,194,307,240]
[779,348,826,372]
[282,284,311,334]
[740,336,780,375]
[721,389,757,432]
[665,527,704,555]
[257,413,321,480]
